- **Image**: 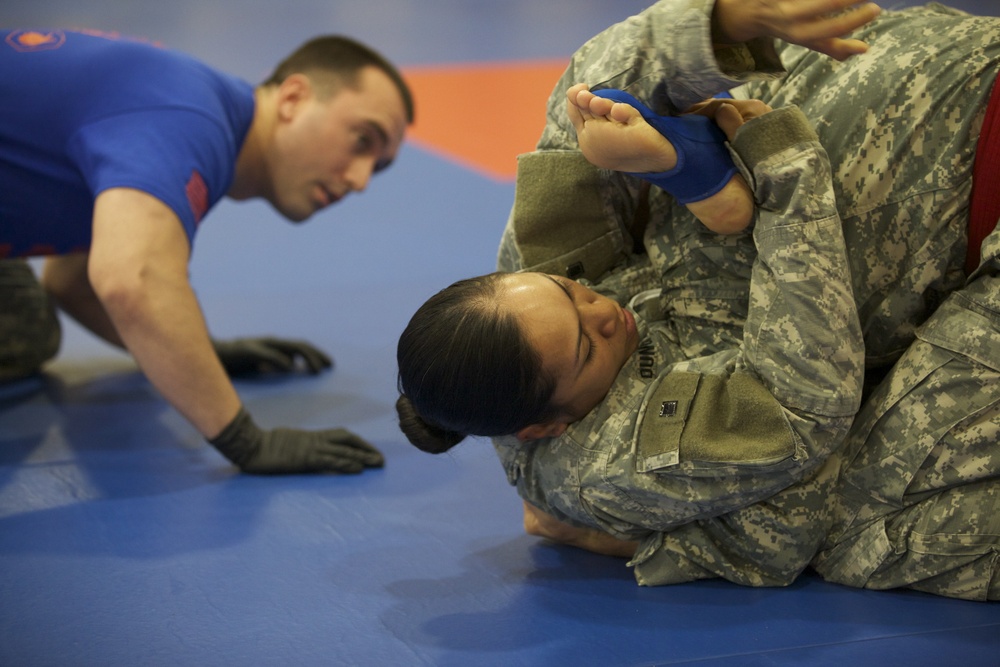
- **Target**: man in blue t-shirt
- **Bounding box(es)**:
[0,29,414,474]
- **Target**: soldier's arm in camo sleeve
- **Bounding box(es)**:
[497,0,784,279]
[622,106,864,586]
[629,454,844,586]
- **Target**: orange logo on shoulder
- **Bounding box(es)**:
[6,30,66,52]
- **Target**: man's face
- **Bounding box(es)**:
[268,66,408,221]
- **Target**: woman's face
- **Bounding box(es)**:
[501,272,640,423]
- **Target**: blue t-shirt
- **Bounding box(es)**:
[0,29,256,257]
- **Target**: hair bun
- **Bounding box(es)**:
[396,395,465,453]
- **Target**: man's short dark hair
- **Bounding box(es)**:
[262,35,414,123]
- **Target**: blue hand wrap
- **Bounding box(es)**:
[592,89,737,204]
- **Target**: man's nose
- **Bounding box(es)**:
[345,157,376,192]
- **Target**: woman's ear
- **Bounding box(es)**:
[516,421,568,442]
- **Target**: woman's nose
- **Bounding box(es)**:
[583,297,618,339]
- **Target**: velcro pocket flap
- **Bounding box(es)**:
[637,370,795,473]
[512,151,625,281]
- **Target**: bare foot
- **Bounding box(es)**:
[687,174,755,235]
[567,84,757,235]
[566,83,678,174]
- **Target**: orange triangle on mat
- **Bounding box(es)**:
[402,60,568,181]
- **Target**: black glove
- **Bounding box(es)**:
[209,408,385,474]
[211,337,333,377]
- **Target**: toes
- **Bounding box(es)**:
[608,101,640,124]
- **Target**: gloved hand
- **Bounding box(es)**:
[209,408,385,474]
[211,337,333,377]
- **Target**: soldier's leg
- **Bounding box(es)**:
[0,259,61,382]
[868,339,999,600]
[817,265,1000,600]
[873,477,1000,601]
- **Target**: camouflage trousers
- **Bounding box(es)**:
[0,259,61,381]
[813,233,1000,601]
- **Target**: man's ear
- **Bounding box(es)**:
[276,73,311,121]
[516,421,568,442]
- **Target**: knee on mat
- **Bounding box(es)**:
[0,261,62,381]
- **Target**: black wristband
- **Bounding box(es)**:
[208,407,261,467]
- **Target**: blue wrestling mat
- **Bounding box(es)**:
[2,0,999,665]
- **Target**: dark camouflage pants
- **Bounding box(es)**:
[814,232,1000,601]
[0,259,61,381]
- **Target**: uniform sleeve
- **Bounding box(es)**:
[630,453,841,586]
[621,108,864,585]
[731,106,865,416]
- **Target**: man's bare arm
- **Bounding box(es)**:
[86,187,241,438]
[43,253,124,348]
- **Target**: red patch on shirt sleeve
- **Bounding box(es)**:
[26,244,58,256]
[185,170,209,225]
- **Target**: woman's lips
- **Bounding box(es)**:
[624,307,636,339]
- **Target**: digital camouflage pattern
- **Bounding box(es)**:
[741,3,997,367]
[495,0,1000,597]
[731,3,1000,600]
[495,101,865,587]
[0,260,60,381]
[756,5,1000,599]
[814,261,1000,601]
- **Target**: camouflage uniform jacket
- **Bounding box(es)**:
[494,103,864,587]
[493,1,999,587]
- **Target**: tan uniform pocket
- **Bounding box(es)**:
[512,151,626,281]
[635,370,795,473]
